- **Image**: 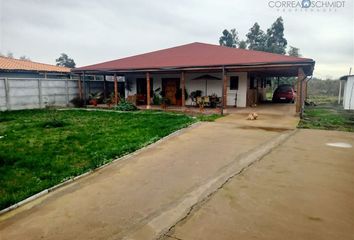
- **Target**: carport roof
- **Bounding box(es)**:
[73,42,315,74]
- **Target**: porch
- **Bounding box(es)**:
[72,42,315,115]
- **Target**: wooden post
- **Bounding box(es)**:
[146,72,151,109]
[181,71,186,107]
[83,72,87,106]
[114,74,118,105]
[221,67,227,115]
[223,70,228,108]
[78,74,82,99]
[103,75,107,99]
[296,68,305,113]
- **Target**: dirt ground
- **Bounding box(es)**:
[165,129,354,240]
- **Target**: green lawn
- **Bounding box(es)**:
[298,104,354,132]
[0,109,196,210]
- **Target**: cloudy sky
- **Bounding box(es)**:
[0,0,353,78]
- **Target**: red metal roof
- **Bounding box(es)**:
[74,42,314,72]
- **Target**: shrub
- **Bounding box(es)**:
[70,97,85,108]
[115,100,138,111]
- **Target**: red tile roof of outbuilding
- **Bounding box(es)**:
[0,56,71,73]
[74,42,314,72]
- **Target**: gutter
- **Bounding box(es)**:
[72,61,315,75]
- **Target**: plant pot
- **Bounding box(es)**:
[89,99,98,106]
[176,98,182,106]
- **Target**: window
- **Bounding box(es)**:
[250,76,256,89]
[230,76,239,90]
[136,78,153,95]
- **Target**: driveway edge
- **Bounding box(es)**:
[123,129,298,240]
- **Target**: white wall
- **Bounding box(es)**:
[343,76,354,110]
[126,72,248,107]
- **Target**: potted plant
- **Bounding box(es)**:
[152,88,162,105]
[89,92,102,107]
[103,92,115,108]
[160,97,171,109]
[190,90,202,106]
[159,90,170,109]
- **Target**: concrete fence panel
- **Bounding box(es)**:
[0,78,114,111]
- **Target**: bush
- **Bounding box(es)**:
[115,100,138,111]
[70,97,85,108]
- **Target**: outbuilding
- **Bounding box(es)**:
[340,75,354,110]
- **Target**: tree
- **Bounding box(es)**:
[56,53,76,68]
[265,17,287,54]
[238,40,247,49]
[6,52,14,58]
[219,29,239,48]
[288,46,301,57]
[20,55,31,61]
[246,22,267,51]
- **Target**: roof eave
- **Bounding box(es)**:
[72,60,315,75]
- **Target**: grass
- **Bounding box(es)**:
[298,104,354,132]
[307,95,338,105]
[0,109,196,210]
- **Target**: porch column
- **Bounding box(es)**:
[114,74,118,105]
[181,71,186,107]
[78,74,83,99]
[146,72,151,109]
[103,74,107,99]
[223,68,227,108]
[296,67,305,113]
[83,72,87,106]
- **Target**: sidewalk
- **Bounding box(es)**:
[164,129,354,240]
[0,112,296,240]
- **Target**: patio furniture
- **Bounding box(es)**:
[203,96,210,107]
[136,94,146,105]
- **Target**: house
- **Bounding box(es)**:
[340,75,354,110]
[0,56,71,78]
[73,42,315,112]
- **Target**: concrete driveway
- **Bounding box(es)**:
[0,105,298,240]
[164,129,354,240]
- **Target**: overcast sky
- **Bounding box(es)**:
[0,0,353,78]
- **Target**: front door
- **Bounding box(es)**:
[162,78,179,105]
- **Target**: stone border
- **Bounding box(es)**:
[0,121,201,216]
